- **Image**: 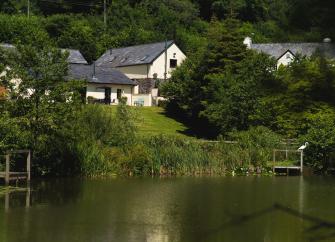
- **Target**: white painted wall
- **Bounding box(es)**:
[115,65,149,79]
[277,51,295,68]
[86,83,133,106]
[149,43,186,79]
[133,85,139,94]
[132,94,152,107]
[113,43,186,80]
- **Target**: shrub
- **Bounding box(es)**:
[301,112,335,171]
[227,126,282,167]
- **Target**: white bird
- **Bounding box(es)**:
[298,142,309,151]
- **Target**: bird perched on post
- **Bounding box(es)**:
[298,142,309,151]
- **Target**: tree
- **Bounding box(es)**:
[301,111,335,171]
[201,52,276,134]
[0,44,84,174]
[211,0,246,19]
[163,19,276,136]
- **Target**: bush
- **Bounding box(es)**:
[301,112,335,171]
[227,126,282,167]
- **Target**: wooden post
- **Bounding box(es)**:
[25,186,31,208]
[5,154,10,185]
[273,150,276,173]
[27,150,31,182]
[300,150,304,174]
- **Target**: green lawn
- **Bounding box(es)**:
[108,106,191,138]
[135,107,189,137]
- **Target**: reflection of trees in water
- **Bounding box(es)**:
[31,178,84,205]
[204,203,335,242]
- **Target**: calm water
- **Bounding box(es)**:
[1,177,335,242]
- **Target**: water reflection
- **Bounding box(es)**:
[4,187,31,212]
[1,177,335,242]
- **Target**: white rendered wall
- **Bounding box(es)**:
[132,94,152,107]
[111,44,186,80]
[115,65,149,79]
[86,83,133,105]
[149,43,186,79]
[277,51,295,68]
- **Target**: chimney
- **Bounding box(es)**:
[92,61,97,82]
[243,36,252,49]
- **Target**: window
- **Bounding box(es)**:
[117,89,122,100]
[170,59,177,68]
[286,53,291,59]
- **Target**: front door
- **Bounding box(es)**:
[105,88,111,104]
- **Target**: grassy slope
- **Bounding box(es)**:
[108,106,190,138]
[135,107,189,137]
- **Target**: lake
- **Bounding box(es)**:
[1,177,335,242]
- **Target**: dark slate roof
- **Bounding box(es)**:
[251,43,335,60]
[68,64,136,85]
[62,49,88,64]
[0,44,88,64]
[96,40,174,67]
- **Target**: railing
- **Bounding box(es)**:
[0,150,31,184]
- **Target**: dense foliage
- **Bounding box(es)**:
[0,44,85,175]
[0,0,335,62]
[1,1,335,173]
[162,18,335,171]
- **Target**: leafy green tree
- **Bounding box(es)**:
[201,52,276,134]
[0,15,51,47]
[0,44,84,174]
[211,0,246,19]
[301,111,335,171]
[200,19,247,75]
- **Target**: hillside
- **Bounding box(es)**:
[1,0,335,63]
[111,106,191,138]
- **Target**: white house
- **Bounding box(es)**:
[96,40,186,80]
[96,41,186,106]
[1,41,187,107]
[0,43,90,98]
[68,63,137,106]
[244,37,335,68]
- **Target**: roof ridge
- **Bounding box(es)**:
[106,40,174,51]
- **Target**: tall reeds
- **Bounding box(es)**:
[64,104,282,177]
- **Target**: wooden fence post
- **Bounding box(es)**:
[273,150,276,173]
[27,150,31,182]
[300,150,304,174]
[5,154,10,185]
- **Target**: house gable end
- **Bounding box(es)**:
[277,49,296,61]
